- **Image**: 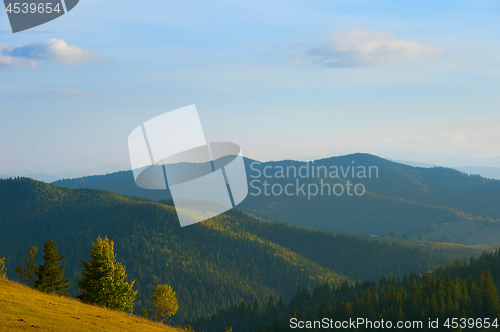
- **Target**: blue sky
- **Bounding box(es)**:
[1,0,500,175]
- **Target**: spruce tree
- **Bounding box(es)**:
[15,246,38,287]
[35,239,71,294]
[481,271,500,318]
[253,298,259,312]
[77,236,137,312]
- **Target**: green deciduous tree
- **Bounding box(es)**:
[0,257,6,279]
[15,246,38,287]
[77,236,137,313]
[149,284,179,322]
[35,239,71,294]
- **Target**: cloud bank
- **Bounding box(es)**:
[1,39,99,68]
[309,28,442,67]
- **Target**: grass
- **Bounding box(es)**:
[376,237,499,260]
[418,220,500,245]
[0,278,185,332]
[375,218,500,260]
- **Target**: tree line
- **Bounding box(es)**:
[189,250,500,332]
[5,236,178,322]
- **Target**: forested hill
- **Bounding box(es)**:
[1,178,450,321]
[54,154,500,220]
[53,153,500,238]
[433,248,500,283]
[303,153,500,219]
[190,249,500,332]
[240,153,500,237]
[53,170,171,201]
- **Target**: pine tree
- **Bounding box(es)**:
[292,308,302,320]
[362,289,375,319]
[15,246,38,287]
[35,239,70,294]
[253,298,260,312]
[395,306,405,321]
[0,257,6,279]
[77,236,137,312]
[481,271,500,318]
[140,307,148,319]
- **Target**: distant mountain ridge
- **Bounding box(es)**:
[54,170,171,201]
[390,159,500,180]
[0,163,130,183]
[52,153,500,239]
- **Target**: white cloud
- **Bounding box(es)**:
[2,39,100,66]
[0,54,38,69]
[0,45,38,69]
[292,57,304,65]
[54,89,94,97]
[309,28,443,67]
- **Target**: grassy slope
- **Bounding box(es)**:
[377,238,499,260]
[0,278,183,332]
[417,220,500,245]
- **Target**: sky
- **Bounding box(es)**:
[1,0,500,175]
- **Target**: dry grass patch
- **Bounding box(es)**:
[0,278,184,331]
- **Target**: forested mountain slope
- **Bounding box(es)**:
[190,249,500,332]
[54,170,170,201]
[433,248,500,284]
[0,178,450,321]
[52,153,500,238]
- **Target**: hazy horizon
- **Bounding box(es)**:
[1,0,499,176]
[4,151,500,183]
